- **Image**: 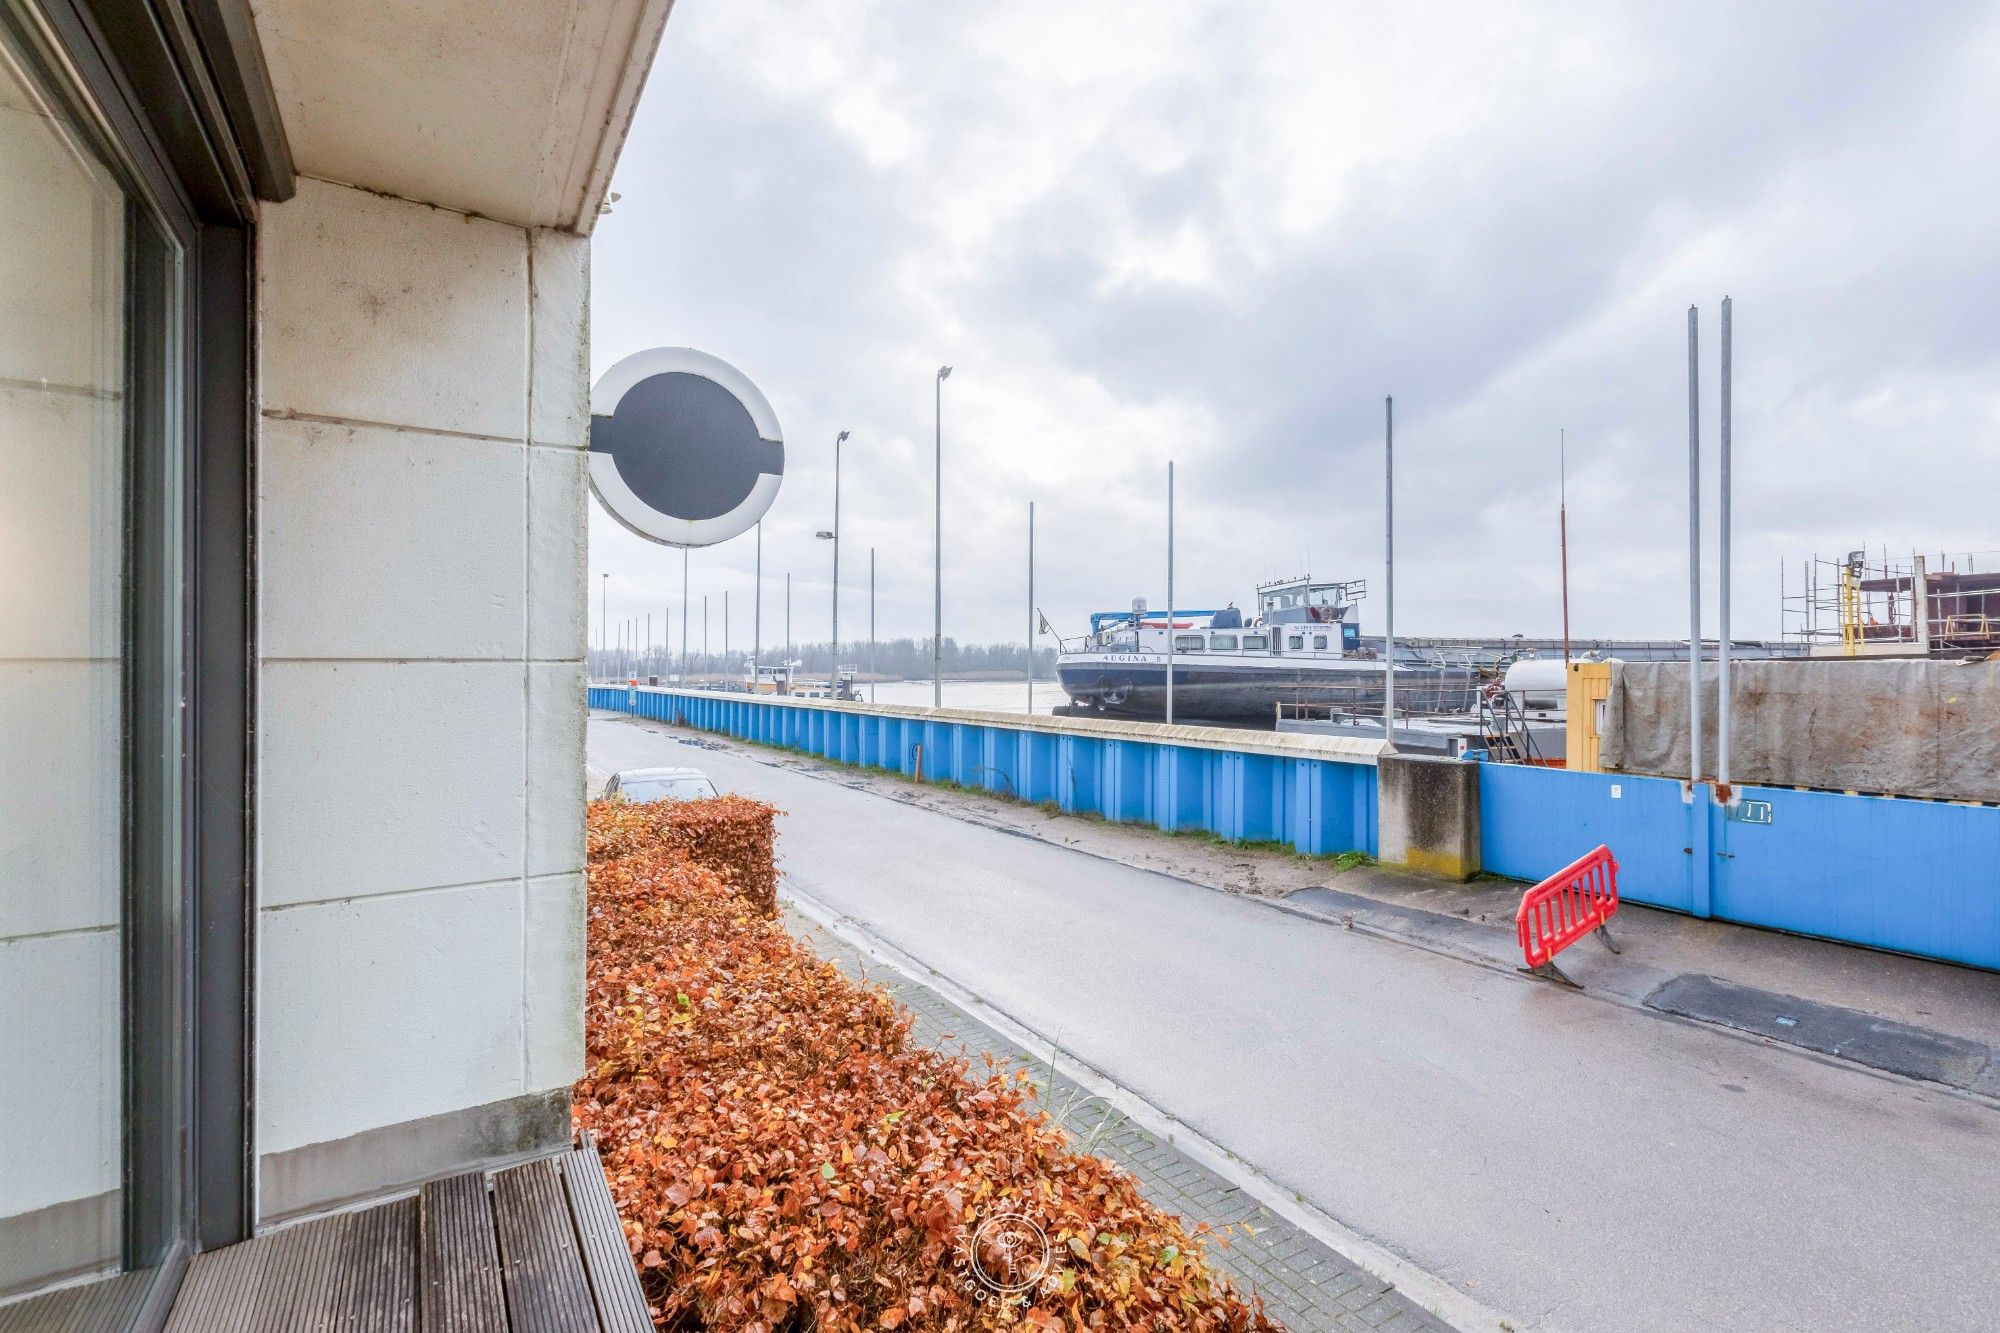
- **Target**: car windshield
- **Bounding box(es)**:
[619,777,717,802]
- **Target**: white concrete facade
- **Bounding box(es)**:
[252,177,590,1209]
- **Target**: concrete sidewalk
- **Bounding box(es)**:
[789,911,1458,1333]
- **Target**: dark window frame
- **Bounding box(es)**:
[19,0,289,1314]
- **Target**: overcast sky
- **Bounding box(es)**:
[588,1,2000,655]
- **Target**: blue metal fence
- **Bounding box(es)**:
[592,685,1999,971]
[1481,763,2000,971]
[590,686,1379,856]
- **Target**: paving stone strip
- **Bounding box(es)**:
[788,913,1458,1333]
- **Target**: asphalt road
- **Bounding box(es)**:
[589,714,2000,1333]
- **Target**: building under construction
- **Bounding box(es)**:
[1783,549,2000,657]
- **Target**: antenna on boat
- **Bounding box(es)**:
[1560,429,1572,667]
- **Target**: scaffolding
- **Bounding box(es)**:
[1782,547,2000,657]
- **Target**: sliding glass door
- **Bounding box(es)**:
[0,5,190,1322]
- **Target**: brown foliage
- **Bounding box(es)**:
[577,798,1278,1332]
[592,794,779,916]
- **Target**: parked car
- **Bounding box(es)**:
[604,766,720,803]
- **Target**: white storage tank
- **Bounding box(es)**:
[1502,658,1569,711]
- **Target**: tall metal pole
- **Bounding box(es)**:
[599,574,608,678]
[702,594,709,681]
[681,549,689,688]
[934,366,952,707]
[1165,462,1176,726]
[724,590,730,677]
[1717,296,1733,799]
[645,612,651,679]
[1027,502,1036,715]
[833,430,848,671]
[1559,429,1571,668]
[785,572,792,667]
[1383,396,1396,747]
[752,522,762,689]
[869,547,877,705]
[1688,305,1703,787]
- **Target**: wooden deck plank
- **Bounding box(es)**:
[54,1268,153,1332]
[2,1267,154,1333]
[163,1222,293,1332]
[245,1207,346,1332]
[325,1195,416,1332]
[419,1172,508,1332]
[493,1156,600,1333]
[0,1282,81,1332]
[556,1145,652,1333]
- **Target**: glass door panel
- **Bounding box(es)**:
[0,7,185,1322]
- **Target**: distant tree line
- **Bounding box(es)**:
[589,636,1058,681]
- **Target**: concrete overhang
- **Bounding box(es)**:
[247,0,674,233]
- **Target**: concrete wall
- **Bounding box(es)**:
[254,178,589,1219]
[1377,755,1481,881]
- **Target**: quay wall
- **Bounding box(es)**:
[592,687,2000,972]
[588,686,1382,856]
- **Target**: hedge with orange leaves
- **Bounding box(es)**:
[576,798,1278,1332]
[595,794,779,916]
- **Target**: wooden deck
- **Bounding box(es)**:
[4,1139,651,1332]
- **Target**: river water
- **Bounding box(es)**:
[858,679,1070,715]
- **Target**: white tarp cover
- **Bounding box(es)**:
[1602,658,2000,802]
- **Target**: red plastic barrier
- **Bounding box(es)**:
[1517,845,1619,970]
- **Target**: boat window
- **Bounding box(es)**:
[1288,635,1304,650]
[1210,633,1238,651]
[1311,587,1337,605]
[1242,633,1270,650]
[1174,634,1204,653]
[1314,634,1329,650]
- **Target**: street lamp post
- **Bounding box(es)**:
[869,546,877,705]
[680,549,689,688]
[833,430,849,671]
[753,522,762,689]
[1027,501,1036,714]
[1384,396,1396,748]
[599,573,608,680]
[934,365,951,707]
[1165,462,1175,726]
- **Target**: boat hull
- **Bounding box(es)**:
[1054,652,1477,722]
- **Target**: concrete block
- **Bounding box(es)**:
[0,662,119,938]
[526,661,585,877]
[1377,754,1481,880]
[523,872,585,1090]
[527,445,587,661]
[257,880,525,1155]
[0,929,118,1216]
[528,229,589,447]
[259,660,525,905]
[259,416,526,660]
[260,178,528,440]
